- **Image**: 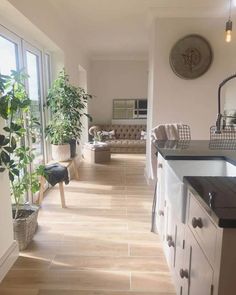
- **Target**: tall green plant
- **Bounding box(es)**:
[0,70,43,219]
[46,69,92,145]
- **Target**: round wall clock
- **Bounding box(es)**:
[169,34,213,79]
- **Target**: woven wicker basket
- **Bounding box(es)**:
[13,205,39,251]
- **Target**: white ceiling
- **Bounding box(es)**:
[10,0,236,58]
[47,0,232,58]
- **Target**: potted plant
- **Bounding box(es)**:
[46,69,92,160]
[0,70,44,250]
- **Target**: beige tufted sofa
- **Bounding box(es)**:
[93,124,146,153]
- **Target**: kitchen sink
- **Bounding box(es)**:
[165,160,236,223]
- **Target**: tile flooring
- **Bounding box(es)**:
[0,154,176,295]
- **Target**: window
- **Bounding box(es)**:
[113,98,147,119]
[0,35,18,74]
[25,50,44,169]
[0,25,52,202]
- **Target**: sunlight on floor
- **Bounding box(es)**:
[0,154,176,295]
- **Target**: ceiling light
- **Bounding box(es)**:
[226,0,233,43]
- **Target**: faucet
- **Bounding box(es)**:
[216,73,236,133]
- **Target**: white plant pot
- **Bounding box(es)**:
[51,144,71,161]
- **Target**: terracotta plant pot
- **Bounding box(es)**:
[51,144,71,161]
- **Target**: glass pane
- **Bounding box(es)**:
[114,109,126,119]
[138,99,147,109]
[0,35,17,75]
[114,100,126,108]
[26,50,44,168]
[127,109,134,119]
[126,100,135,108]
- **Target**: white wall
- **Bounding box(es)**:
[148,17,236,139]
[224,79,236,111]
[146,17,236,179]
[0,120,17,281]
[89,59,148,124]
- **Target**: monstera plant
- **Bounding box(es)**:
[0,70,44,250]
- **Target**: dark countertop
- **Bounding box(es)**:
[154,140,236,165]
[184,176,236,228]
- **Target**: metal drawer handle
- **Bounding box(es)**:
[158,210,164,216]
[192,217,203,229]
[180,269,189,279]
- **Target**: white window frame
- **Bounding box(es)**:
[0,24,53,203]
[0,25,23,71]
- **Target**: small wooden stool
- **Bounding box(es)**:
[37,157,79,208]
[38,177,66,208]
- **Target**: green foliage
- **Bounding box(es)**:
[46,69,92,145]
[0,70,44,219]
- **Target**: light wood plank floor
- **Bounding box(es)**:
[0,154,176,295]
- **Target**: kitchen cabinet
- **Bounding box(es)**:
[155,154,167,240]
[154,155,236,295]
[181,226,214,295]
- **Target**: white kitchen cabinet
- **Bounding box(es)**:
[181,227,214,295]
[154,156,236,295]
[155,154,167,240]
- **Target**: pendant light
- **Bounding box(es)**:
[226,0,233,42]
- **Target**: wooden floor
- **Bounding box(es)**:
[0,154,175,295]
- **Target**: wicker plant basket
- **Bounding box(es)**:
[13,204,39,251]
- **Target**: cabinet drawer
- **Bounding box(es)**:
[188,192,217,265]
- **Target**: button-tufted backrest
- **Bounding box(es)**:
[97,124,146,140]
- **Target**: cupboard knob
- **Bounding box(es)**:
[158,210,164,216]
[166,235,172,242]
[158,163,163,168]
[179,269,189,279]
[192,217,203,229]
[168,239,175,248]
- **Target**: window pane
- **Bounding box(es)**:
[26,50,44,168]
[114,100,126,108]
[139,99,147,109]
[113,98,147,119]
[126,100,135,108]
[0,35,18,74]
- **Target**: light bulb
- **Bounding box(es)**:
[225,19,233,43]
[226,30,232,42]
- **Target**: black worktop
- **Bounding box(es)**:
[154,140,236,165]
[184,176,236,228]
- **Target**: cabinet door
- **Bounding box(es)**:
[181,228,213,295]
[173,220,185,292]
[164,204,176,269]
[156,155,166,239]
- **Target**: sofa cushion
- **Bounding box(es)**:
[106,139,146,148]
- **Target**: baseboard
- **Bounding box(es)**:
[0,241,19,282]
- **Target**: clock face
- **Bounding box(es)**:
[169,34,213,79]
